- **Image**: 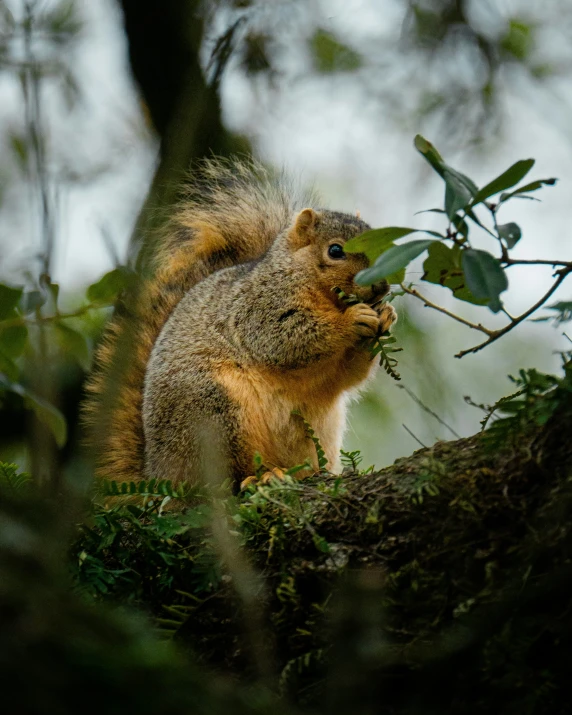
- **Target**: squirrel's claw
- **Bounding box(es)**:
[240,475,259,490]
[377,303,398,335]
[240,467,286,490]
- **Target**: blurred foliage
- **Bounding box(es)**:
[206,0,572,141]
[0,475,284,715]
[309,29,362,73]
[0,258,132,468]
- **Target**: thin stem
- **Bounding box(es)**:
[463,206,498,240]
[399,283,495,336]
[23,1,53,275]
[397,384,461,439]
[503,258,572,268]
[402,423,427,449]
[0,304,96,330]
[455,268,571,358]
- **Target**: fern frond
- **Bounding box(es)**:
[100,478,191,499]
[0,462,32,493]
[279,648,326,698]
[340,449,363,471]
[292,411,328,471]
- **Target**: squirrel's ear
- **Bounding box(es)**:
[288,208,318,250]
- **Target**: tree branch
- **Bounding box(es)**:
[399,283,495,336]
[455,268,571,358]
[504,259,572,268]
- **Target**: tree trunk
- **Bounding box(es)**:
[117,0,248,265]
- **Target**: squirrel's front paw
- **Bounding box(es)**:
[377,302,398,335]
[349,303,381,338]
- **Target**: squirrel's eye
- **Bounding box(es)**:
[328,243,345,259]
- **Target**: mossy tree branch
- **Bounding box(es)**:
[73,370,572,713]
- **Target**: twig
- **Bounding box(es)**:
[402,424,427,449]
[399,283,494,336]
[397,384,461,439]
[0,304,96,330]
[455,268,571,358]
[503,259,572,268]
[23,1,53,275]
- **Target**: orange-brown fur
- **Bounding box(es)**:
[214,296,396,474]
[142,204,396,484]
[84,158,314,481]
[85,159,397,485]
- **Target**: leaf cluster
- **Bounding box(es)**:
[0,266,135,449]
[479,358,572,447]
[237,473,346,556]
[345,135,559,317]
[72,484,220,606]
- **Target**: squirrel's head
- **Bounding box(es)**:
[287,208,388,304]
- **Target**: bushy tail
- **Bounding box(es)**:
[83,157,317,481]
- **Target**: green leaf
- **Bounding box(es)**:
[0,462,32,493]
[344,227,417,262]
[0,284,23,320]
[40,276,60,311]
[0,4,15,30]
[19,290,45,315]
[444,167,479,197]
[444,168,475,218]
[87,266,135,305]
[55,322,90,371]
[497,222,522,249]
[530,301,572,324]
[312,534,330,553]
[422,242,487,306]
[0,325,28,358]
[41,0,82,37]
[462,249,508,313]
[415,208,446,216]
[451,213,469,239]
[10,132,28,169]
[29,396,67,447]
[310,29,362,73]
[472,159,535,205]
[499,177,557,202]
[355,239,435,285]
[385,267,406,284]
[6,381,67,447]
[0,352,18,381]
[414,137,478,217]
[414,135,445,176]
[500,19,533,61]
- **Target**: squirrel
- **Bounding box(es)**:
[84,158,397,487]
